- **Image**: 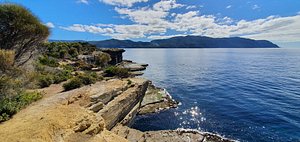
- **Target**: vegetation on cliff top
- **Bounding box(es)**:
[0,4,129,122]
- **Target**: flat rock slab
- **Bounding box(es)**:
[139,83,178,114]
[112,125,234,142]
[118,61,148,71]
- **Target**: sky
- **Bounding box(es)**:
[2,0,300,47]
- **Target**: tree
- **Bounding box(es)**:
[0,4,49,66]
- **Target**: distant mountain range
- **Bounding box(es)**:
[51,36,279,48]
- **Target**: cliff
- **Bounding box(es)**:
[89,36,279,48]
[0,78,233,142]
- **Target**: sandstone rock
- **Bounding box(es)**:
[89,85,128,104]
[139,82,178,115]
[89,102,104,112]
[97,78,149,130]
[117,60,148,71]
[74,120,92,132]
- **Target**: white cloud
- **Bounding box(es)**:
[186,5,197,10]
[60,24,114,34]
[153,0,184,11]
[61,0,300,42]
[115,7,169,25]
[226,5,232,9]
[77,0,89,4]
[218,17,234,24]
[45,22,55,28]
[252,4,260,10]
[100,0,148,7]
[242,15,300,42]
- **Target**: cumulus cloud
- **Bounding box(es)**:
[61,0,300,42]
[77,0,89,4]
[100,0,148,7]
[45,22,55,28]
[60,24,114,34]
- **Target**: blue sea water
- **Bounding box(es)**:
[123,48,300,142]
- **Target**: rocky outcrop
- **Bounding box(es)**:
[0,77,233,142]
[96,79,149,130]
[0,78,147,142]
[118,60,148,71]
[139,82,178,115]
[99,48,125,65]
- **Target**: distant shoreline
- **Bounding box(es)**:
[50,35,280,49]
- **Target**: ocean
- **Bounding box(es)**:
[124,48,300,142]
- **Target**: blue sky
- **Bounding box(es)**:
[2,0,300,47]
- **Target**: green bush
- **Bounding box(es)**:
[38,55,59,67]
[63,77,82,91]
[37,70,72,88]
[53,70,72,84]
[62,73,101,91]
[38,74,53,88]
[61,64,75,72]
[0,91,42,122]
[104,66,129,78]
[0,75,23,99]
[127,79,132,85]
[77,74,96,85]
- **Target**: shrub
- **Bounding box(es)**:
[38,74,53,88]
[0,4,49,66]
[75,60,95,71]
[61,64,75,72]
[0,75,23,99]
[0,49,15,73]
[59,49,68,58]
[94,52,111,67]
[69,47,78,58]
[127,79,132,85]
[77,74,96,85]
[0,91,42,122]
[62,73,101,91]
[53,70,72,84]
[63,77,82,91]
[15,91,42,108]
[37,70,72,88]
[104,66,129,78]
[38,55,59,67]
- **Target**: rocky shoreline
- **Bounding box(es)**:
[0,59,235,142]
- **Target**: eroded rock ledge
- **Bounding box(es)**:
[0,78,234,142]
[139,82,178,115]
